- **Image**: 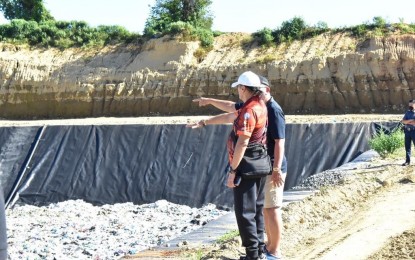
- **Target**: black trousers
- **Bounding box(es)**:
[405,130,415,163]
[233,176,266,258]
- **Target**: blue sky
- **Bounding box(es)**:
[1,0,414,34]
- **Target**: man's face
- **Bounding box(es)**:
[259,86,270,99]
[409,102,414,110]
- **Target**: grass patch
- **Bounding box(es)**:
[216,229,239,244]
[385,147,405,160]
[180,248,206,260]
[193,46,212,62]
[256,54,277,64]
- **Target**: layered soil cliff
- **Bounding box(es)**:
[0,33,414,118]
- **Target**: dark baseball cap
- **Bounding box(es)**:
[259,75,269,87]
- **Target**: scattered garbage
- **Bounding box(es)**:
[6,199,227,259]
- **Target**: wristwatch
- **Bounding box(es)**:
[272,167,282,173]
[229,166,236,174]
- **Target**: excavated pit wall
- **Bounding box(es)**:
[0,34,414,119]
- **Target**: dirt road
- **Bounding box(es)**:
[281,160,415,260]
[294,176,415,260]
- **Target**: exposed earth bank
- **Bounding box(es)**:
[0,33,414,118]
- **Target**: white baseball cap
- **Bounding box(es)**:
[231,71,261,88]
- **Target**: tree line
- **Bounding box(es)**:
[0,0,414,50]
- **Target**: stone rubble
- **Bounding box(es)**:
[291,169,352,190]
[5,199,227,259]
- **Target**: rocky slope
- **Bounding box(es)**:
[0,32,414,118]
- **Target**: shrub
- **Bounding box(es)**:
[0,19,141,49]
[166,21,194,35]
[351,24,368,37]
[212,30,223,37]
[193,47,208,62]
[372,16,386,29]
[302,21,329,38]
[165,21,213,48]
[274,17,307,43]
[193,27,213,47]
[369,126,404,158]
[254,17,330,47]
[395,22,415,34]
[254,27,274,46]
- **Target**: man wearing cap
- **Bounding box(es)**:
[187,71,268,260]
[193,75,287,260]
[401,99,415,166]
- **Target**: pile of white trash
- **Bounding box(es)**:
[6,199,228,259]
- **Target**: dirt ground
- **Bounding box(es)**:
[0,114,402,126]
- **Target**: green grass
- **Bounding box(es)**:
[386,147,405,160]
[181,248,205,260]
[215,229,239,244]
[369,127,404,158]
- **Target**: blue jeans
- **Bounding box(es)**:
[404,130,415,163]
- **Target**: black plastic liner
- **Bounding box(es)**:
[0,127,41,205]
[286,122,369,189]
[13,125,232,208]
[0,122,399,208]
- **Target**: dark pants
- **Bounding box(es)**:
[233,177,266,259]
[405,130,415,163]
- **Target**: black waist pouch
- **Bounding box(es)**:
[236,143,272,179]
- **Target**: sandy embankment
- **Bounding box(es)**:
[0,114,402,126]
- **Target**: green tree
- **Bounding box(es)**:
[144,0,212,36]
[0,0,53,22]
[372,16,386,28]
[254,27,274,46]
[278,17,307,41]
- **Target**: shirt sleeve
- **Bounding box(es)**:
[268,106,285,140]
[235,108,257,137]
[403,112,409,120]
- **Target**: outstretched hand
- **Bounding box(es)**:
[186,120,204,129]
[193,97,210,107]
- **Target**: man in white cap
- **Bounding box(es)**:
[187,71,268,260]
[193,75,287,260]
